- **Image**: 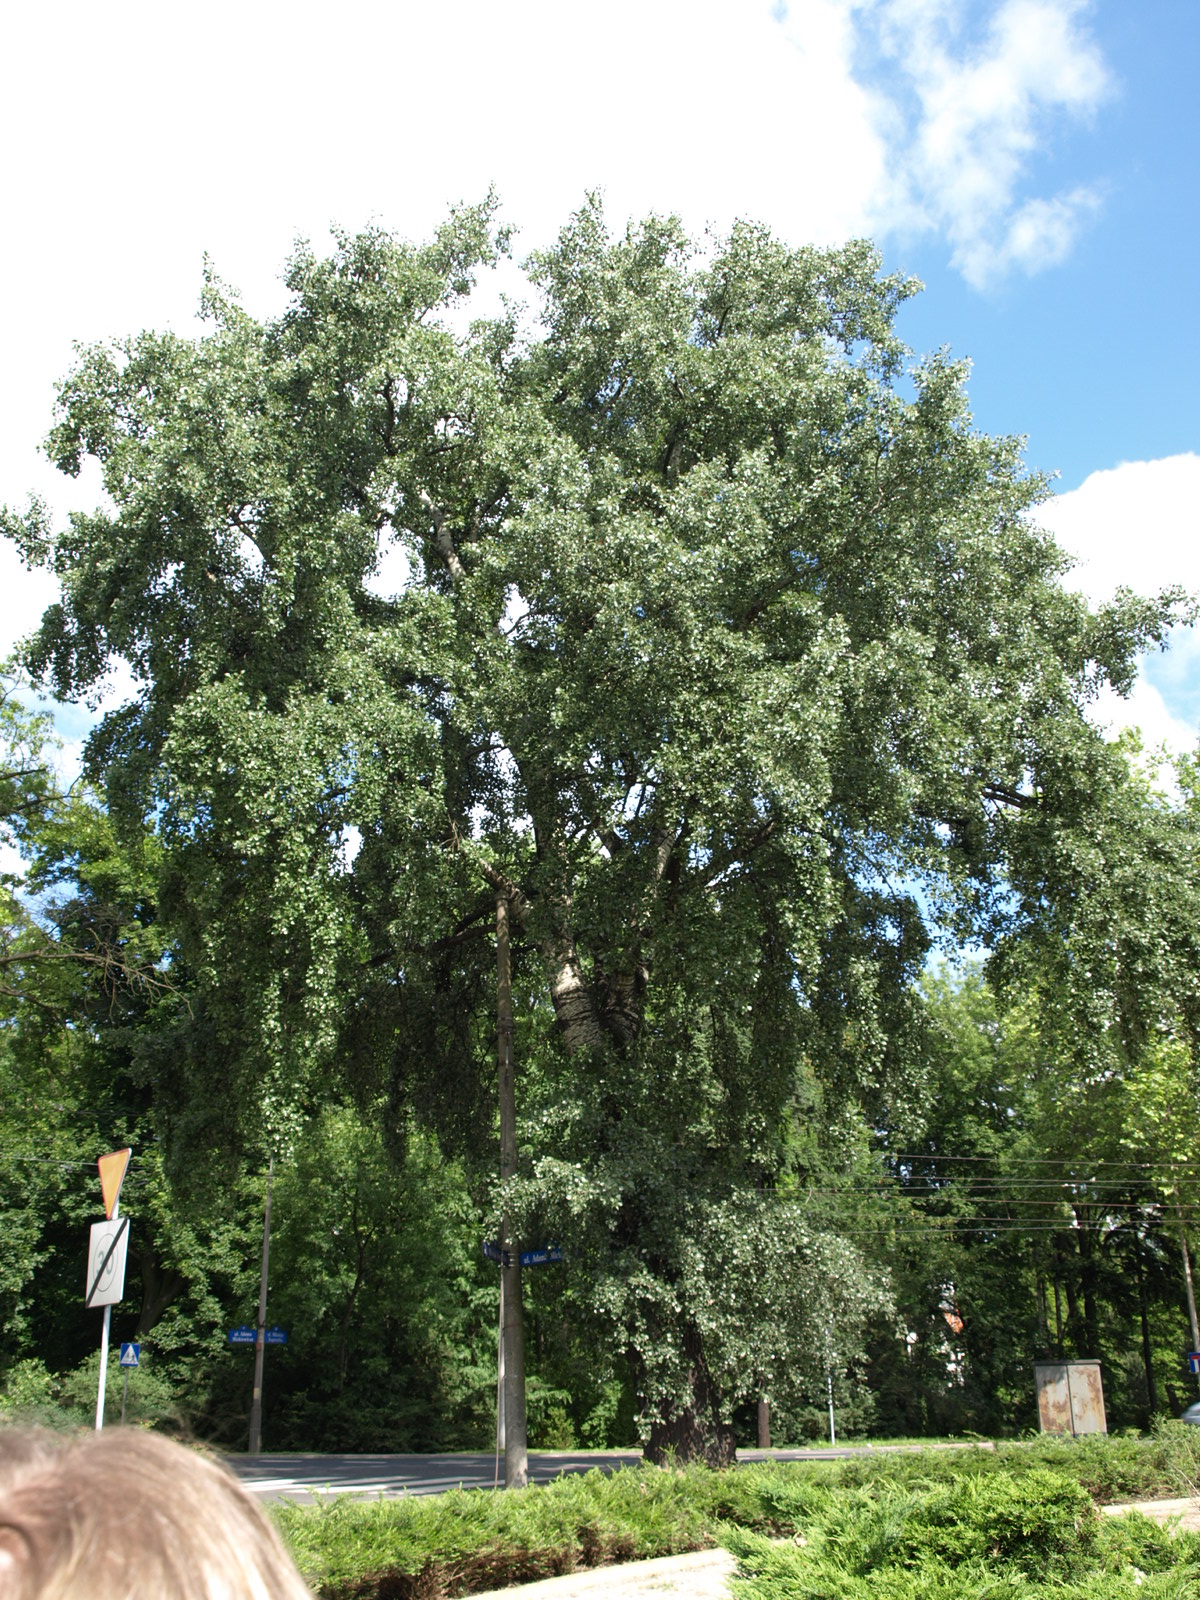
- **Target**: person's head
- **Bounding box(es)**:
[0,1427,313,1599]
[0,1432,61,1496]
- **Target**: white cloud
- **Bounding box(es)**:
[337,825,363,872]
[0,0,1133,779]
[987,185,1102,279]
[0,1,1117,551]
[1038,453,1200,754]
[1087,677,1196,759]
[2,0,889,524]
[853,0,1111,288]
[1039,454,1200,610]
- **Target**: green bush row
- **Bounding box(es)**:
[272,1428,1200,1599]
[728,1468,1200,1599]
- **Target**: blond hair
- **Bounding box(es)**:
[0,1428,314,1599]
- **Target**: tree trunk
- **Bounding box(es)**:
[643,1325,737,1469]
[1077,1218,1101,1357]
[1052,1277,1064,1355]
[1178,1207,1200,1351]
[545,931,606,1055]
[1061,1239,1081,1350]
[1033,1241,1048,1350]
[497,888,528,1488]
[337,1201,369,1397]
[530,822,606,1057]
[248,1155,273,1457]
[1134,1230,1158,1416]
[135,1249,186,1337]
[757,1395,771,1449]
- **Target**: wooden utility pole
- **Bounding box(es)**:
[497,889,528,1488]
[248,1155,274,1456]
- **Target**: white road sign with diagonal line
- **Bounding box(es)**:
[85,1218,129,1308]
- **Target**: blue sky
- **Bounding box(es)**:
[1,0,1196,763]
[891,1,1198,488]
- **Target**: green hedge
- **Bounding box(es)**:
[271,1430,1200,1600]
[728,1469,1200,1599]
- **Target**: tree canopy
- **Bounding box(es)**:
[2,199,1188,1459]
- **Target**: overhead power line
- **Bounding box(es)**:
[826,1218,1183,1238]
[0,1152,96,1167]
[794,1179,1200,1194]
[883,1158,1200,1171]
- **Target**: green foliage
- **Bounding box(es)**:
[727,1469,1200,1600]
[274,1464,718,1598]
[3,198,1195,1451]
[269,1441,1200,1600]
[828,1433,1195,1502]
[1157,1418,1200,1499]
[860,956,1200,1438]
[0,1350,179,1430]
[262,1108,499,1452]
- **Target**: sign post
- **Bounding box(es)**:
[90,1149,131,1431]
[1186,1352,1200,1376]
[119,1343,140,1423]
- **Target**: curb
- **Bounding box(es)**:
[469,1547,736,1599]
[1103,1497,1200,1532]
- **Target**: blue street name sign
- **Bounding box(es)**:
[264,1326,288,1345]
[483,1241,563,1268]
[119,1342,140,1368]
[1187,1352,1200,1375]
[520,1246,563,1269]
[227,1325,256,1345]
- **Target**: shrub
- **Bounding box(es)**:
[270,1438,1200,1600]
[726,1468,1200,1600]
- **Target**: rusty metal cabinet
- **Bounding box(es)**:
[1034,1360,1107,1435]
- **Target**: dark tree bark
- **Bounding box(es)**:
[337,1190,371,1396]
[1060,1237,1082,1350]
[757,1395,771,1449]
[643,1325,737,1468]
[1133,1231,1158,1416]
[1033,1240,1049,1351]
[1077,1218,1101,1358]
[135,1249,186,1337]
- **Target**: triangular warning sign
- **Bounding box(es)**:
[98,1149,131,1219]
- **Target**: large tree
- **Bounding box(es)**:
[3,200,1181,1461]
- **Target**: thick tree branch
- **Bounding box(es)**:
[982,782,1039,812]
[702,817,777,891]
[419,489,465,584]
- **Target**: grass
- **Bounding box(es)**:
[271,1427,1200,1600]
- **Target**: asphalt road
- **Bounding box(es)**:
[228,1444,982,1502]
